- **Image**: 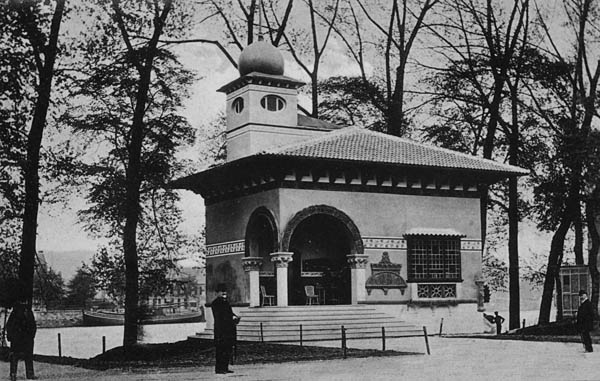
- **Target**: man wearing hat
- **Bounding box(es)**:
[6,294,37,380]
[576,290,594,352]
[211,283,240,374]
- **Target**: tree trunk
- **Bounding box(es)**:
[123,66,152,347]
[507,82,520,330]
[311,71,319,118]
[574,209,584,265]
[18,0,65,301]
[538,213,572,324]
[120,0,172,347]
[388,65,405,137]
[478,81,504,277]
[586,200,600,319]
[247,0,256,44]
[555,272,563,321]
[508,176,520,329]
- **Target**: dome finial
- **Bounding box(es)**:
[257,0,264,42]
[238,0,283,76]
[238,41,284,76]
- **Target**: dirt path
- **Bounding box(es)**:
[1,337,598,380]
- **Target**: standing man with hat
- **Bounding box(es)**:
[576,289,594,353]
[211,283,240,374]
[6,294,37,381]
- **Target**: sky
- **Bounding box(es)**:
[35,5,365,256]
[32,1,569,272]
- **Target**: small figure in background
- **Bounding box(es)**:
[483,313,495,334]
[576,290,594,353]
[6,296,37,381]
[494,311,505,335]
[211,283,240,374]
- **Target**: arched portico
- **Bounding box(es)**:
[281,205,364,254]
[244,207,278,306]
[282,205,365,305]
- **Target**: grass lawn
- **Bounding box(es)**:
[1,339,418,371]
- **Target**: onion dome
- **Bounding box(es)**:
[238,40,284,76]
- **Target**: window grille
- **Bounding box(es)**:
[417,284,457,298]
[408,237,461,282]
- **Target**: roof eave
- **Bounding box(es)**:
[261,154,529,178]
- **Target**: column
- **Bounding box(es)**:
[347,254,369,304]
[242,257,263,307]
[270,252,293,307]
[474,274,485,312]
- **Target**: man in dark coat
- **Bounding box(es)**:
[493,311,505,335]
[212,283,239,374]
[577,290,594,353]
[6,299,37,380]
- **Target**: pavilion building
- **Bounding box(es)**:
[172,40,528,333]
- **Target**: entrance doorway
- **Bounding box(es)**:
[245,207,278,302]
[288,214,353,305]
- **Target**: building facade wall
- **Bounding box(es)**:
[277,188,482,305]
[205,189,280,305]
[204,185,484,329]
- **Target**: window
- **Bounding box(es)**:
[561,266,590,317]
[407,236,461,282]
[232,97,244,113]
[260,95,286,111]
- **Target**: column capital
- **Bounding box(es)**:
[242,256,263,272]
[346,254,369,269]
[270,252,294,268]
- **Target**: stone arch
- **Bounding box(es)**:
[245,206,279,258]
[281,205,364,254]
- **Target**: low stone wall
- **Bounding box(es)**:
[34,309,83,328]
[372,302,486,334]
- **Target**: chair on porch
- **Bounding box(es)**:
[305,285,320,305]
[260,285,275,307]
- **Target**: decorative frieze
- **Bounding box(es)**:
[364,237,482,253]
[363,237,407,250]
[461,240,482,251]
[206,240,245,257]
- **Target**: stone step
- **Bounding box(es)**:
[238,305,377,313]
[235,321,415,329]
[192,305,423,342]
[234,320,410,328]
[239,309,386,317]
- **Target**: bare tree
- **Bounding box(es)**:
[424,0,530,329]
[527,0,600,324]
[264,0,340,118]
[322,0,439,135]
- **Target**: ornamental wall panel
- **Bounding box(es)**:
[206,240,245,257]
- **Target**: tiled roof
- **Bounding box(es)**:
[260,127,528,175]
[404,228,466,237]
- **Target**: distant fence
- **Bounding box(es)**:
[234,322,436,357]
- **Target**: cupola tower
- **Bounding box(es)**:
[218,39,333,162]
